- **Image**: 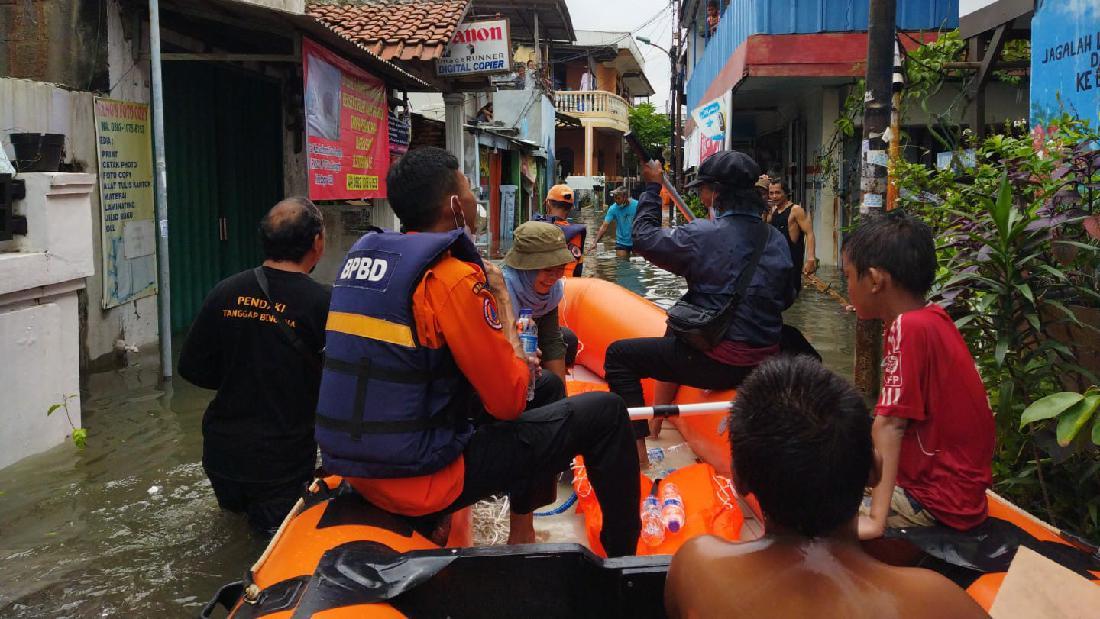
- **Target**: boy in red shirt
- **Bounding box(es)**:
[842,210,994,540]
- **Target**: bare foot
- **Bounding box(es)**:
[507,512,536,545]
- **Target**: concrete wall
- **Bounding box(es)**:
[234,0,306,14]
[0,173,96,469]
[1,0,156,370]
[0,0,107,91]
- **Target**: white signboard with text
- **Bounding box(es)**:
[437,19,512,78]
[692,96,728,142]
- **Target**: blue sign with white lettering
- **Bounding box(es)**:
[1030,1,1100,128]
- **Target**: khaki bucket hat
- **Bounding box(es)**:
[503,221,576,270]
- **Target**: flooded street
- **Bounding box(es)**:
[0,232,854,617]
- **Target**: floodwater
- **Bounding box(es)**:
[0,228,855,618]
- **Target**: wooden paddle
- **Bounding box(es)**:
[804,272,850,309]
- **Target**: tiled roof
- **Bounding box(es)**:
[308,0,470,62]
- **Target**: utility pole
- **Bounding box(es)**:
[853,0,896,398]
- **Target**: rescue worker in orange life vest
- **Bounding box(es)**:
[315,147,641,556]
[532,184,587,277]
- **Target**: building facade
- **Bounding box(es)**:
[678,0,1030,266]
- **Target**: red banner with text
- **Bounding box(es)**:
[303,38,389,200]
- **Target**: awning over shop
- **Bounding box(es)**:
[158,0,430,90]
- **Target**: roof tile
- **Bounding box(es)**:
[307,0,470,61]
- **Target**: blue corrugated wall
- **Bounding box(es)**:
[685,0,959,111]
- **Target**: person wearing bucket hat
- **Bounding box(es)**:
[604,151,796,464]
[503,221,579,380]
[319,147,640,556]
[533,184,588,277]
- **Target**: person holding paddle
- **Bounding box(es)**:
[604,150,795,464]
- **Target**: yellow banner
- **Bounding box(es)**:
[94,98,158,308]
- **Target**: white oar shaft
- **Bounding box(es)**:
[627,401,733,420]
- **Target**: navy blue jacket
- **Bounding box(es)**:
[632,183,793,347]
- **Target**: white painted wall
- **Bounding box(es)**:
[0,173,96,469]
[0,0,156,369]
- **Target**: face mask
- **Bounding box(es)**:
[450,196,475,242]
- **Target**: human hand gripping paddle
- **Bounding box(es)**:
[624,132,695,223]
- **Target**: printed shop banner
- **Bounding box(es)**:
[303,38,389,200]
[436,19,512,77]
[94,98,157,309]
[691,96,727,142]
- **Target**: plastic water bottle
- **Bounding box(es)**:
[640,493,665,546]
[661,482,686,534]
[517,308,538,401]
[647,447,666,463]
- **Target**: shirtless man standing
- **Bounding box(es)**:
[767,180,816,298]
[665,356,986,619]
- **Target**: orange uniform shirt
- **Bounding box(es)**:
[348,253,530,516]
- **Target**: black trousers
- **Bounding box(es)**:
[604,335,756,439]
[440,374,641,557]
[206,466,314,536]
[561,325,579,367]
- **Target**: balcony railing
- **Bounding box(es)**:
[684,0,959,112]
[556,90,631,132]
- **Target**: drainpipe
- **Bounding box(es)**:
[149,0,173,379]
[444,92,467,176]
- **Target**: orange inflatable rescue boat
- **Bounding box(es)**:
[559,278,1100,612]
[205,278,1099,617]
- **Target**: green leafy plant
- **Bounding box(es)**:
[626,102,671,176]
[47,394,87,449]
[1021,387,1100,447]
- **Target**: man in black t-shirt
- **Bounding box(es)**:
[179,197,331,534]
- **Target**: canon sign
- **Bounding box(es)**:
[436,19,512,78]
[450,25,504,44]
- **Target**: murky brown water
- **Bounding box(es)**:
[0,225,854,617]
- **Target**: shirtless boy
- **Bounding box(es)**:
[664,356,986,618]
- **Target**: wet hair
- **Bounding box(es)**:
[713,184,766,216]
[729,356,872,537]
[258,197,323,262]
[843,209,936,297]
[768,179,792,198]
[386,147,461,231]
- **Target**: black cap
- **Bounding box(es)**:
[685,150,761,189]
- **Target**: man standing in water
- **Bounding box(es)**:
[179,198,330,535]
[592,186,637,257]
[767,179,816,297]
[665,356,986,618]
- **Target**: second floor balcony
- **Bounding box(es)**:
[556,90,631,133]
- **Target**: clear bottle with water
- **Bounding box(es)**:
[516,308,538,401]
[640,492,665,546]
[661,481,686,534]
